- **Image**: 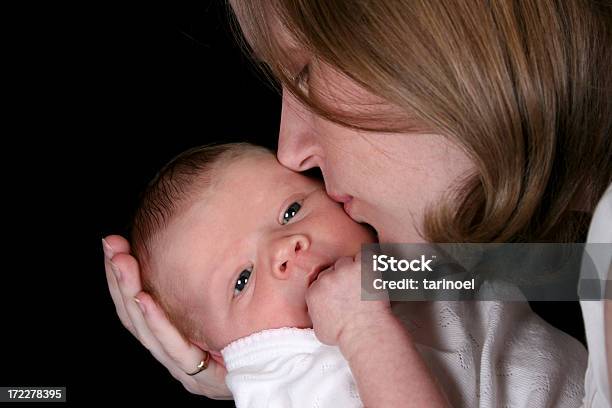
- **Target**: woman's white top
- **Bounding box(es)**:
[580,184,612,407]
[393,300,587,407]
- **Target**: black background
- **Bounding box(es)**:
[1,1,585,406]
[3,1,276,406]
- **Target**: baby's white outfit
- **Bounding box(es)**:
[221,327,362,408]
[221,301,588,408]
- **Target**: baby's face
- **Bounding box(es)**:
[155,153,375,351]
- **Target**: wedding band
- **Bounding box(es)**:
[187,351,210,376]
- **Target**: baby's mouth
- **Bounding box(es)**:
[307,263,334,287]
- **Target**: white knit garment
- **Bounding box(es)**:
[580,183,612,407]
[221,327,362,408]
[222,301,587,408]
[393,301,587,407]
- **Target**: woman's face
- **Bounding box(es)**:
[277,60,475,242]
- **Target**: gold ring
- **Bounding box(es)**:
[187,351,210,376]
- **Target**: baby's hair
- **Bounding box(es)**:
[130,142,272,342]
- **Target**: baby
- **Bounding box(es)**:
[130,143,376,407]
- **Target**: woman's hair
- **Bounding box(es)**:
[229,0,612,242]
[130,142,271,341]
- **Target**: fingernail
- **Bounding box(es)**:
[102,238,114,259]
[110,260,122,281]
[133,297,146,314]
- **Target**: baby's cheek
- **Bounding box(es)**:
[336,209,375,242]
[291,306,313,329]
[285,287,312,327]
[262,304,312,330]
[253,286,311,329]
[201,322,235,352]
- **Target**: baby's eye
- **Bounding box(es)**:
[233,267,252,297]
[281,202,302,225]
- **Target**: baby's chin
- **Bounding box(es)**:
[276,303,313,331]
[296,309,313,330]
[293,322,314,330]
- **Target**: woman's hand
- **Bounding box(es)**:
[305,253,393,351]
[102,235,232,399]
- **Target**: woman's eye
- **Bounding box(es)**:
[293,64,309,92]
[233,268,252,297]
[281,202,302,225]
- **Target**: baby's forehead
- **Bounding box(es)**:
[158,151,316,258]
[219,151,280,176]
[212,152,293,190]
[156,156,277,249]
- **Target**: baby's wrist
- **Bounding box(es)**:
[338,310,404,361]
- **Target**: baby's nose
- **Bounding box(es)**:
[272,235,310,279]
[279,241,304,271]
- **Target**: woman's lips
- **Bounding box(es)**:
[327,190,377,239]
[343,199,353,216]
[328,192,353,213]
[327,192,353,204]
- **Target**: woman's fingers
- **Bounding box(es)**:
[103,235,130,255]
[103,238,190,370]
[112,253,161,349]
[103,237,135,335]
[111,254,191,379]
[135,292,213,374]
[135,291,231,398]
[103,236,231,399]
[103,240,194,384]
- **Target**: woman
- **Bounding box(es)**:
[103,0,611,405]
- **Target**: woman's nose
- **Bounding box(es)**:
[270,234,310,279]
[278,89,320,172]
